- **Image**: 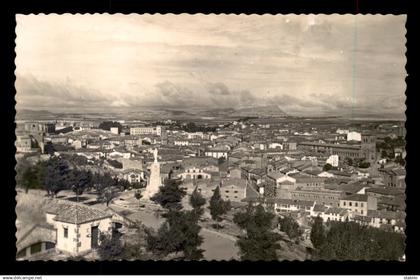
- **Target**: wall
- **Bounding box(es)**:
[55,218,112,256]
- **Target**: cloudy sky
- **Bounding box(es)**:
[15,14,406,117]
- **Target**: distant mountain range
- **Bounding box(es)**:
[229,105,287,117]
[16,106,403,121]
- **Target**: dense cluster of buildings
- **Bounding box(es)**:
[15,117,406,259]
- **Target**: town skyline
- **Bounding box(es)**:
[15,14,406,118]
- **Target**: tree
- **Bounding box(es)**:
[98,121,122,133]
[344,157,353,166]
[98,187,117,207]
[41,157,72,198]
[145,209,204,260]
[310,216,326,250]
[316,221,405,260]
[43,142,55,155]
[218,156,226,165]
[209,185,231,228]
[134,190,143,207]
[97,232,123,260]
[190,186,206,216]
[358,161,371,168]
[68,169,92,200]
[323,163,332,171]
[278,215,303,240]
[395,155,405,166]
[145,180,204,260]
[16,159,43,193]
[151,179,186,211]
[233,203,282,261]
[92,172,114,193]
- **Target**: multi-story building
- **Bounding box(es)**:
[130,126,164,136]
[339,194,377,216]
[378,167,406,188]
[270,198,315,215]
[290,188,342,207]
[21,122,56,134]
[298,134,376,163]
[15,134,33,153]
[205,148,228,159]
[177,167,212,180]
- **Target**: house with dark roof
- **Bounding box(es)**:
[46,203,113,256]
[378,167,406,188]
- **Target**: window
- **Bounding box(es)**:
[30,243,42,255]
[225,190,229,193]
[45,242,55,250]
[349,202,352,206]
[361,210,363,215]
[234,191,238,193]
[361,203,364,207]
[16,249,26,259]
[64,228,68,238]
[343,202,346,206]
[355,202,358,207]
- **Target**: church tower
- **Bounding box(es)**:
[143,148,162,200]
[361,134,377,163]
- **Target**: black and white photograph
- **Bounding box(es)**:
[14,14,407,262]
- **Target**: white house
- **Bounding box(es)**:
[326,155,339,167]
[266,173,296,187]
[272,199,316,216]
[120,169,145,184]
[268,143,283,149]
[177,167,212,180]
[110,127,119,135]
[205,149,228,159]
[174,140,189,146]
[347,131,362,142]
[336,129,350,135]
[320,207,351,223]
[46,203,112,256]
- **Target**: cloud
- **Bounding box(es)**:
[15,75,112,109]
[14,14,406,118]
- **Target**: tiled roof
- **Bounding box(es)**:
[341,194,368,202]
[366,187,404,196]
[313,204,328,212]
[16,224,56,252]
[325,207,348,215]
[367,210,406,220]
[221,178,247,188]
[269,198,315,207]
[48,203,112,225]
[245,184,260,200]
[267,172,286,180]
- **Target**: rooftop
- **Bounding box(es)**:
[47,203,112,225]
[299,142,361,150]
[341,194,368,202]
[268,198,315,207]
[325,207,348,215]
